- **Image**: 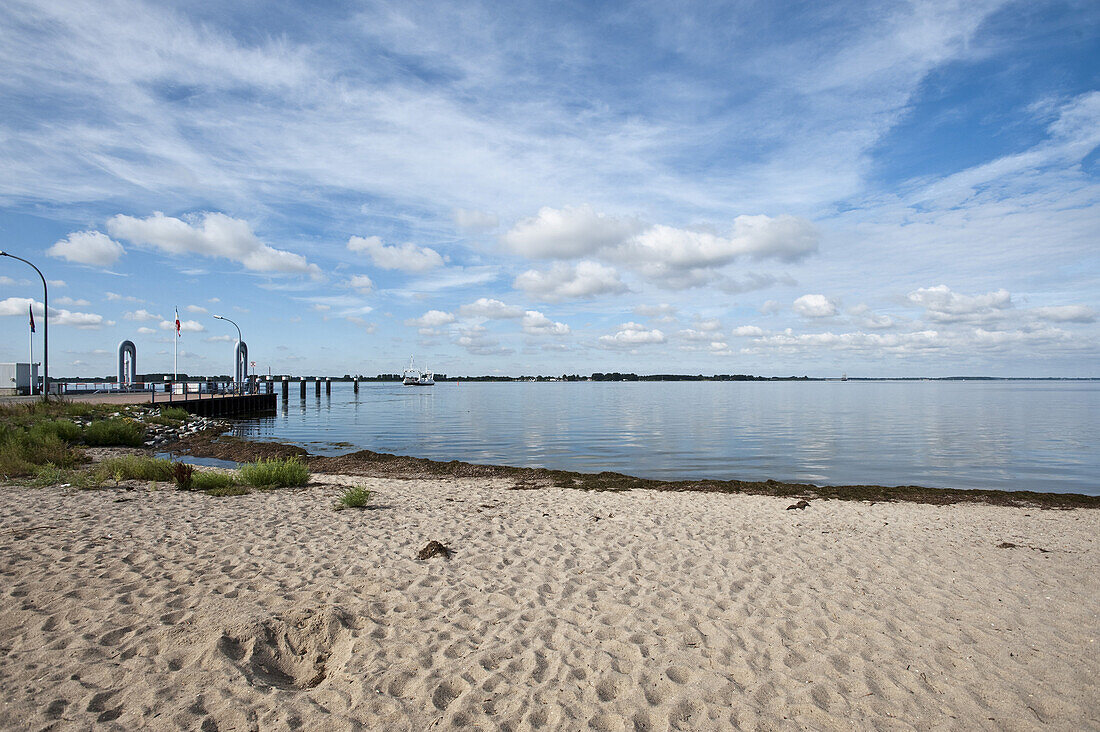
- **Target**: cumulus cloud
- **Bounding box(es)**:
[0,297,106,328]
[56,296,91,307]
[793,294,838,318]
[186,304,208,313]
[598,322,666,349]
[124,309,161,321]
[459,298,523,319]
[907,285,1011,323]
[633,303,677,321]
[137,326,156,334]
[848,304,896,330]
[504,205,644,259]
[204,334,235,342]
[1031,305,1096,323]
[347,235,444,272]
[678,328,716,342]
[105,292,142,302]
[454,325,514,356]
[514,261,628,301]
[454,209,499,232]
[47,230,125,267]
[108,212,320,277]
[348,274,374,293]
[522,310,570,336]
[732,325,765,337]
[159,318,205,333]
[405,310,456,334]
[503,207,817,291]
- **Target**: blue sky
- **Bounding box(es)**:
[0,0,1097,377]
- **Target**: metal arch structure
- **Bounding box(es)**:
[235,340,248,389]
[117,340,137,386]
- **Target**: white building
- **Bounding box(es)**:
[0,362,40,396]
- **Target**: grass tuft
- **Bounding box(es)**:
[335,485,371,510]
[89,455,174,485]
[204,484,252,497]
[83,418,145,447]
[191,471,238,492]
[31,463,74,487]
[238,457,310,488]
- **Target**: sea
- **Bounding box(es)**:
[227,380,1100,495]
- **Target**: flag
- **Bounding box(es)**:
[29,304,35,333]
[175,307,181,337]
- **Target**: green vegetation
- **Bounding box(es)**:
[31,463,75,487]
[0,423,83,478]
[148,407,190,426]
[83,418,145,447]
[238,457,310,488]
[89,455,175,485]
[191,471,238,492]
[335,485,371,510]
[204,483,252,497]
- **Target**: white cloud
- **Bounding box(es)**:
[504,205,645,259]
[618,215,818,269]
[348,274,374,293]
[48,280,67,287]
[522,310,570,336]
[503,207,817,291]
[514,260,628,301]
[55,296,91,307]
[459,298,523,319]
[454,209,499,232]
[159,318,205,333]
[0,297,106,328]
[793,294,838,318]
[47,230,125,267]
[405,310,456,332]
[204,334,235,342]
[454,325,514,356]
[136,326,156,334]
[598,322,666,349]
[678,328,716,342]
[186,304,208,313]
[1031,305,1096,324]
[907,285,1011,323]
[105,292,143,302]
[311,304,331,312]
[108,212,320,276]
[124,308,161,321]
[347,235,444,272]
[760,300,783,315]
[633,303,677,320]
[692,318,722,332]
[732,325,764,337]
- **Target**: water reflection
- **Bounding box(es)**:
[233,381,1100,494]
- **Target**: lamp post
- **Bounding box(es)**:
[213,314,242,393]
[0,251,48,398]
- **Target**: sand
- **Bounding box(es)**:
[0,475,1096,730]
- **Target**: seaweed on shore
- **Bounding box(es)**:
[163,430,1100,510]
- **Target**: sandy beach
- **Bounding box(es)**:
[0,472,1097,730]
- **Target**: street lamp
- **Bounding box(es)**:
[0,251,48,398]
[212,314,243,393]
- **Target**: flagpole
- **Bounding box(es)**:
[29,313,34,396]
[173,306,178,382]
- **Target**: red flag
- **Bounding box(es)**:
[29,304,35,334]
[175,307,181,337]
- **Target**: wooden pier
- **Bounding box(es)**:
[165,392,277,417]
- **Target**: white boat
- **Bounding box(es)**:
[402,356,434,386]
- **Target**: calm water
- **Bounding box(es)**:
[230,380,1100,494]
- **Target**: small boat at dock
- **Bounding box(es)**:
[402,357,434,386]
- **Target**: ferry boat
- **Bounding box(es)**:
[402,357,435,386]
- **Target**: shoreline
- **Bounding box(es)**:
[166,429,1100,509]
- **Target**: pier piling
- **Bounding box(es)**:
[315,379,321,396]
[326,378,331,395]
[299,380,306,398]
[281,379,288,399]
